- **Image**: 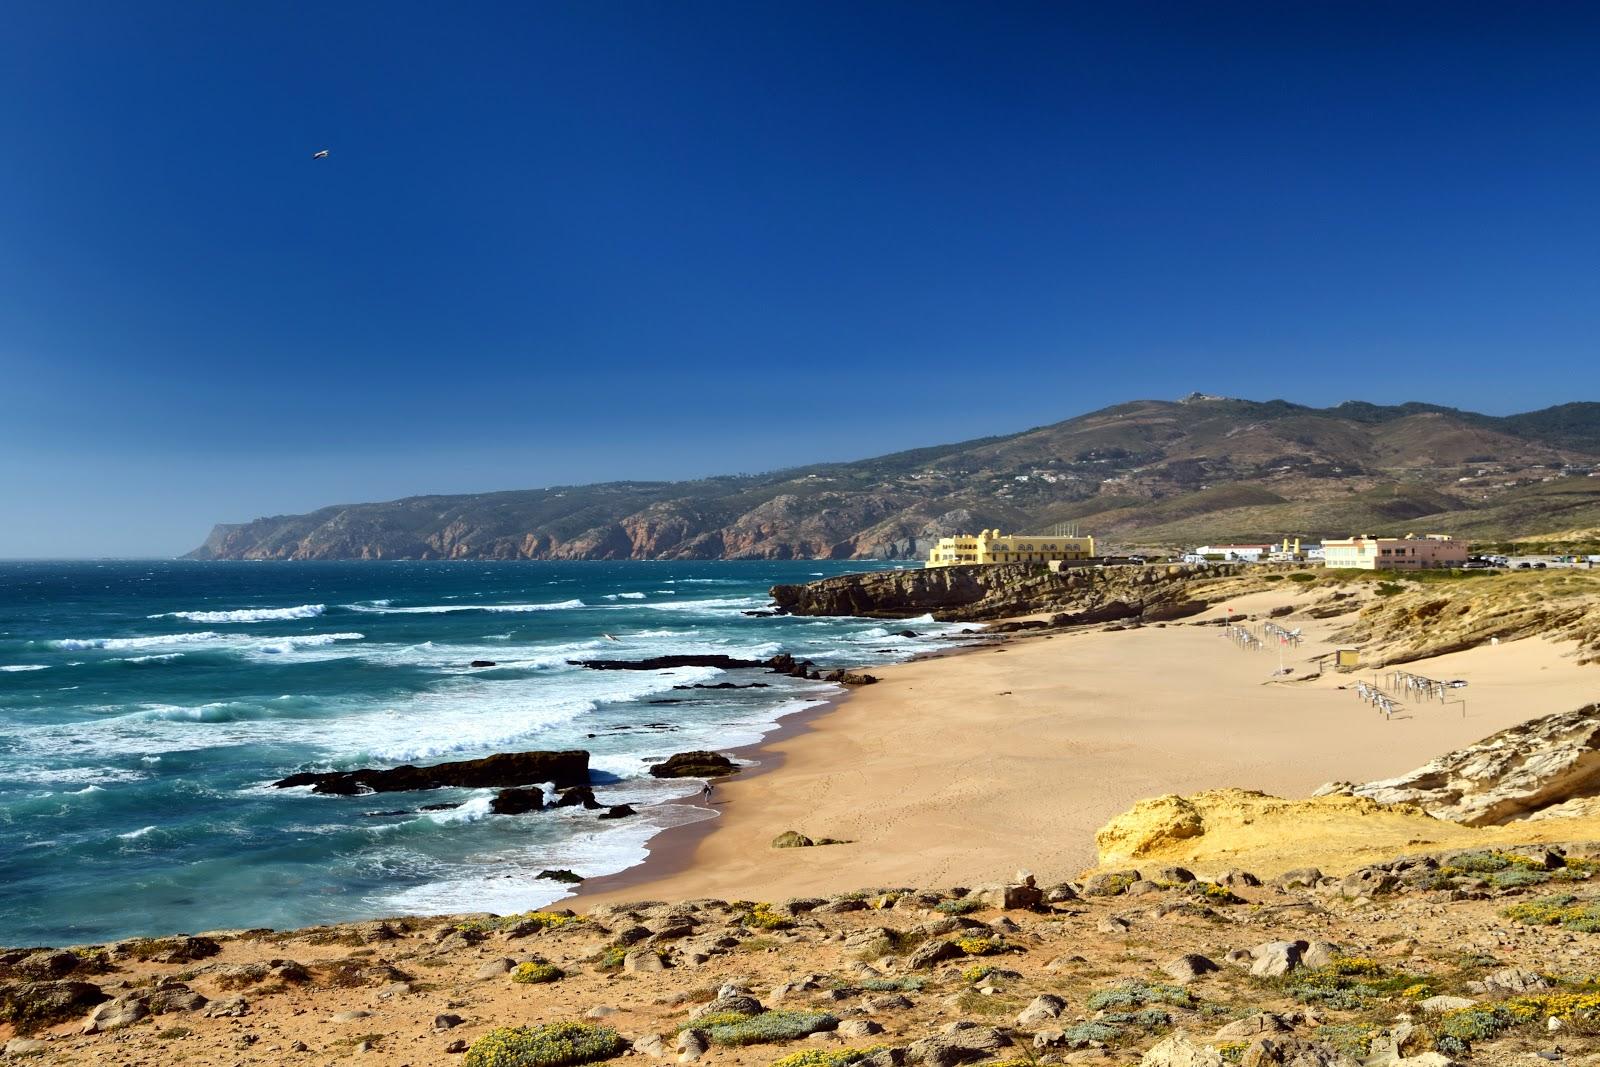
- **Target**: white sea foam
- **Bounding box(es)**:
[346,600,584,615]
[119,653,185,664]
[118,825,159,839]
[150,604,326,623]
[638,597,770,612]
[52,632,364,657]
[602,592,647,600]
[1,664,48,672]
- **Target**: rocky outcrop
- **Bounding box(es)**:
[648,752,740,779]
[1354,703,1600,825]
[771,562,1235,622]
[273,750,590,795]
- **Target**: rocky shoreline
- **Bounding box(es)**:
[7,833,1600,1065]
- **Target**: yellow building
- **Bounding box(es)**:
[925,529,1096,567]
[1323,533,1466,570]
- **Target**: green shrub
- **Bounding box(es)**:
[857,977,924,992]
[1282,957,1425,1009]
[703,1011,839,1046]
[1097,1008,1171,1031]
[511,962,564,984]
[464,1023,625,1067]
[934,898,984,916]
[1085,981,1192,1011]
[457,911,584,936]
[955,936,1007,956]
[1313,1023,1377,1059]
[1288,572,1317,582]
[1058,1022,1120,1046]
[1503,894,1600,932]
[734,902,792,931]
[768,1049,884,1067]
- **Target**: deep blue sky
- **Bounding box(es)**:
[3,2,1598,557]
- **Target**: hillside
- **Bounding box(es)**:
[187,396,1600,560]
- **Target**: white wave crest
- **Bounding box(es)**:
[52,631,364,655]
[639,597,770,612]
[149,604,326,623]
[346,600,585,615]
[118,825,159,840]
[603,592,647,600]
[1,664,48,672]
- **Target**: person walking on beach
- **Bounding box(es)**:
[701,781,714,804]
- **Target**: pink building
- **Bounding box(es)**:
[1322,533,1467,570]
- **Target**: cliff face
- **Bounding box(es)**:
[187,397,1600,560]
[769,561,1236,621]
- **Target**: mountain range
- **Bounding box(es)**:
[188,396,1600,560]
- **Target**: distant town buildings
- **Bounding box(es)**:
[1193,543,1274,562]
[1322,533,1467,570]
[925,529,1096,568]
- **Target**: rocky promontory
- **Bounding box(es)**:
[770,562,1235,622]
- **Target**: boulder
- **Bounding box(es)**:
[553,786,603,809]
[14,951,79,980]
[537,869,584,884]
[1162,954,1221,983]
[1140,1033,1224,1067]
[623,949,666,973]
[1240,1037,1357,1067]
[905,1038,984,1067]
[975,883,1043,910]
[599,804,638,819]
[1355,700,1600,824]
[1214,1014,1294,1041]
[773,831,815,849]
[649,752,740,779]
[1249,941,1305,978]
[1081,870,1143,896]
[1417,996,1476,1014]
[82,995,150,1033]
[274,750,590,794]
[0,980,108,1033]
[490,787,544,815]
[907,940,964,970]
[3,1038,51,1057]
[1273,868,1323,889]
[1016,993,1066,1026]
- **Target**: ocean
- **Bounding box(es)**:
[0,559,969,946]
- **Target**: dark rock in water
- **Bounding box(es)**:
[742,610,785,617]
[273,750,590,795]
[648,751,739,779]
[571,654,767,671]
[490,787,544,815]
[598,804,638,820]
[361,810,413,818]
[672,682,771,690]
[765,653,819,679]
[896,630,920,638]
[419,802,461,812]
[822,670,879,685]
[537,869,584,884]
[648,699,688,705]
[552,786,603,810]
[469,660,497,668]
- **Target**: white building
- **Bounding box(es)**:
[1194,543,1273,562]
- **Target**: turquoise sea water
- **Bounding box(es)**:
[0,560,966,946]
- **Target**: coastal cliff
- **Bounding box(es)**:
[186,397,1600,560]
[769,562,1234,621]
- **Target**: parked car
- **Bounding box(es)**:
[1517,562,1532,569]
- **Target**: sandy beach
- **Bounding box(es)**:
[575,586,1600,906]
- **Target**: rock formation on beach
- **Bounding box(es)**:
[770,561,1226,622]
[1347,702,1600,825]
[272,750,592,795]
[185,397,1600,560]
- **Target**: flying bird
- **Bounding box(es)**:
[311,149,329,160]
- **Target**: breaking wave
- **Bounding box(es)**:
[149,604,326,623]
[346,600,585,615]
